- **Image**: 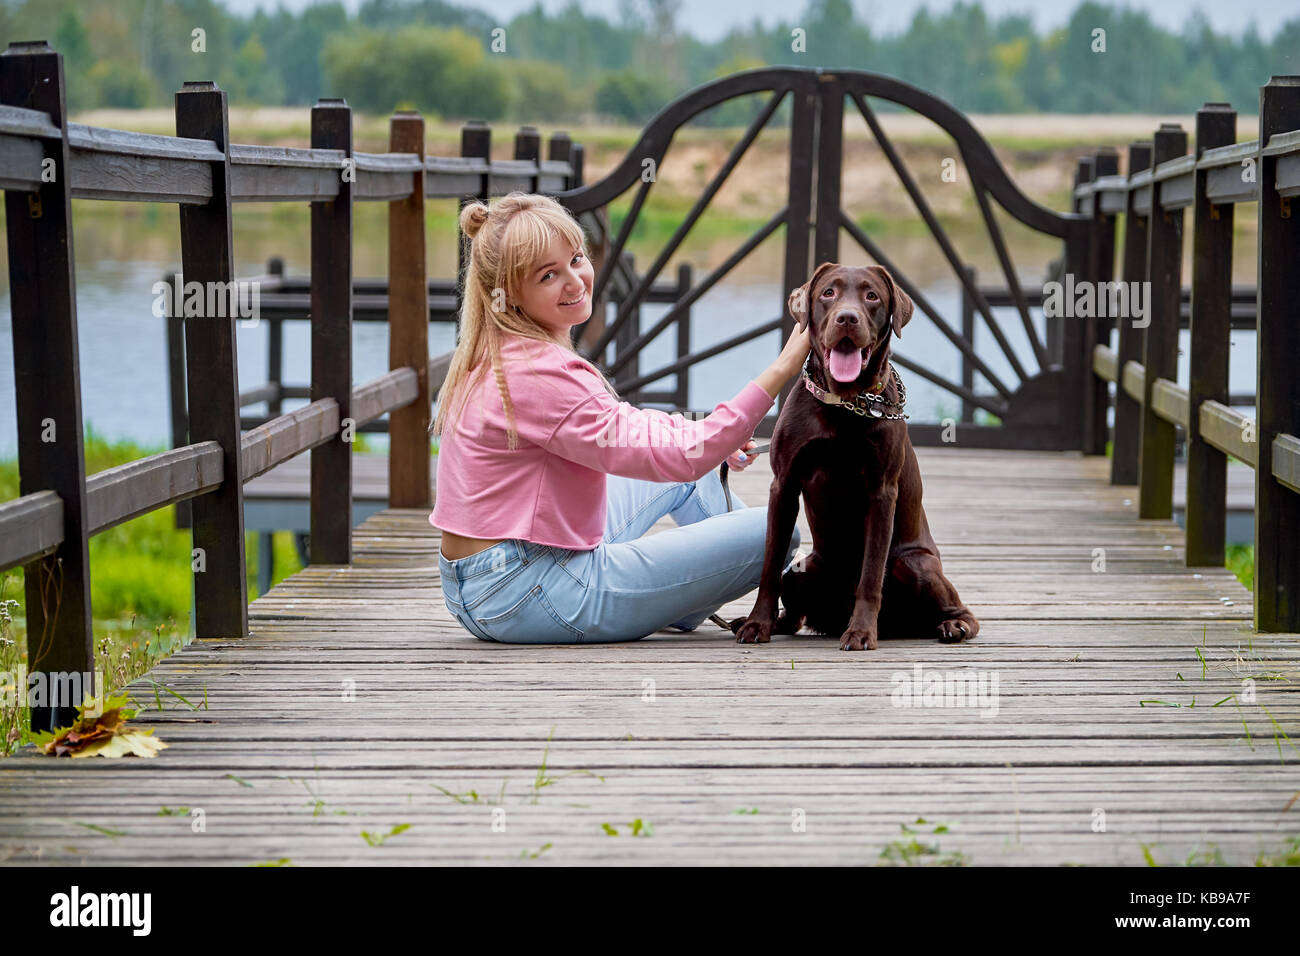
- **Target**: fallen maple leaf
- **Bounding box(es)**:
[32,693,169,759]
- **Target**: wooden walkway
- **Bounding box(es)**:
[2,448,1298,865]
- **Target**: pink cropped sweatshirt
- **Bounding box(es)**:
[431,333,775,549]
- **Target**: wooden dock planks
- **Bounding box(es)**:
[1,447,1297,866]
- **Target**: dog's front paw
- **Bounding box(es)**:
[735,617,772,644]
[838,626,878,651]
[937,614,979,643]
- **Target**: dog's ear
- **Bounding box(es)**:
[872,265,914,339]
[787,261,837,330]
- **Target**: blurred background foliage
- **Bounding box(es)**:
[0,0,1294,123]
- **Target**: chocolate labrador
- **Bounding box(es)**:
[733,262,980,650]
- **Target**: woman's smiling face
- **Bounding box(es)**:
[514,234,594,343]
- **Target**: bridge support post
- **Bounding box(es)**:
[1071,156,1098,454]
[1060,215,1093,452]
[1,41,95,731]
[674,263,693,410]
[1254,76,1300,632]
[310,98,354,564]
[1087,148,1119,456]
[1185,104,1237,566]
[1111,141,1152,485]
[782,74,816,414]
[387,110,430,510]
[813,76,843,269]
[459,119,491,342]
[1137,123,1188,519]
[175,80,249,642]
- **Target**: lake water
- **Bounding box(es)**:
[0,207,1261,459]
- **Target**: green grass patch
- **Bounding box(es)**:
[1225,545,1254,591]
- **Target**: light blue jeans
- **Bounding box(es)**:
[438,468,801,643]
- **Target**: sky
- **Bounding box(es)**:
[218,0,1298,41]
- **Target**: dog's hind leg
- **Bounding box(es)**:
[890,548,979,643]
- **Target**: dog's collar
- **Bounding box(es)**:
[802,357,908,420]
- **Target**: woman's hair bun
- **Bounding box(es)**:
[460,201,490,239]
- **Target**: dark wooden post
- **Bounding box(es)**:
[813,76,843,267]
[548,131,572,187]
[1254,76,1300,632]
[515,124,540,193]
[267,256,285,419]
[165,269,192,531]
[387,110,430,510]
[1185,104,1237,566]
[783,76,816,413]
[0,41,94,731]
[1137,123,1188,518]
[459,119,491,308]
[1088,148,1119,455]
[960,265,976,423]
[175,80,248,641]
[1061,156,1097,452]
[1071,156,1096,452]
[675,262,692,411]
[615,251,640,386]
[309,98,353,565]
[1111,141,1152,485]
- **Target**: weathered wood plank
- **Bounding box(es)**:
[2,448,1294,866]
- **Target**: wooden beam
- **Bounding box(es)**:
[1185,103,1236,567]
[0,492,62,575]
[1272,433,1300,495]
[0,41,95,731]
[240,399,339,481]
[309,98,354,565]
[176,80,248,641]
[1198,400,1257,468]
[1092,343,1118,382]
[1111,141,1152,486]
[1254,76,1300,631]
[1150,377,1189,428]
[84,442,223,534]
[387,111,430,510]
[1137,123,1187,519]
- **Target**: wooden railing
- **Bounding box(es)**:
[1073,78,1300,633]
[0,40,586,730]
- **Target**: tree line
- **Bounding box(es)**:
[0,0,1295,122]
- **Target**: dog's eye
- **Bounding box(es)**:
[867,291,879,300]
[821,287,835,297]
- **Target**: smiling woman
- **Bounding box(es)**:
[427,192,812,645]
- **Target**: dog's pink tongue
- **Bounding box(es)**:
[828,344,864,383]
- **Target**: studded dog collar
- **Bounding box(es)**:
[801,357,909,420]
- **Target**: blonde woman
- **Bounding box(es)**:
[430,192,810,643]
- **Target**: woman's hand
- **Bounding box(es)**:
[726,440,761,471]
[756,325,814,400]
[777,323,813,377]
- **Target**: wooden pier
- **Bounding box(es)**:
[3,448,1295,866]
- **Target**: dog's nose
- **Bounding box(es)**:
[830,310,861,327]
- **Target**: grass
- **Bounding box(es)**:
[1226,545,1254,590]
[0,425,394,755]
